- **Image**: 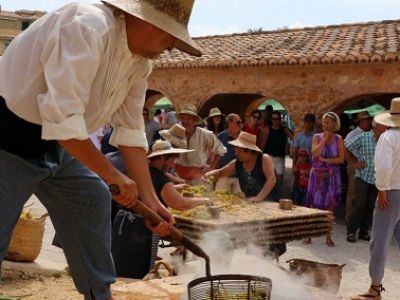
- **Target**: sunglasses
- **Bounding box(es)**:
[252,115,261,120]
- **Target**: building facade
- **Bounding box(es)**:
[0,8,44,55]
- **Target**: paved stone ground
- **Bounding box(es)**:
[3,157,400,299]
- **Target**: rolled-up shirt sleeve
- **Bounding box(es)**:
[38,19,102,141]
[375,133,393,190]
[109,65,151,151]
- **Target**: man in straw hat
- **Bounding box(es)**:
[345,111,373,221]
[175,104,226,183]
[352,98,400,300]
[0,0,201,299]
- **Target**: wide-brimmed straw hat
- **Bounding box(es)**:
[159,124,187,148]
[322,111,341,132]
[101,0,202,57]
[205,107,224,121]
[176,104,203,124]
[228,132,262,153]
[356,111,373,123]
[148,140,193,159]
[374,97,400,128]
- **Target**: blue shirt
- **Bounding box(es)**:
[293,129,316,160]
[217,130,236,168]
[345,130,376,184]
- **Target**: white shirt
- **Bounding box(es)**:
[177,127,226,168]
[374,128,400,191]
[0,3,152,150]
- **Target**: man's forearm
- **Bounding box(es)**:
[119,146,159,206]
[58,138,118,183]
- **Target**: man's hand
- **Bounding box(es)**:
[353,160,366,170]
[377,190,388,209]
[203,170,219,183]
[108,173,138,208]
[147,221,171,237]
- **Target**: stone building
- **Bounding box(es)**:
[148,20,400,130]
[0,7,44,54]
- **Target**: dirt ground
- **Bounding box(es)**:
[0,267,80,300]
[1,158,399,299]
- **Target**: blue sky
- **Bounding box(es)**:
[2,0,400,36]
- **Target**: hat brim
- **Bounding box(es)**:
[102,0,202,57]
[228,140,262,153]
[205,113,225,121]
[176,112,203,125]
[148,148,194,159]
[159,130,187,148]
[374,110,400,127]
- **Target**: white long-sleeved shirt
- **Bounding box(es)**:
[177,127,226,168]
[0,3,152,150]
[374,128,400,191]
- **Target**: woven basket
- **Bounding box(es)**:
[5,213,48,262]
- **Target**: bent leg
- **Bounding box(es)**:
[0,150,49,266]
[36,152,114,300]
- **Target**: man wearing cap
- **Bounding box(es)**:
[352,98,400,300]
[345,111,373,220]
[0,0,201,299]
[175,104,226,183]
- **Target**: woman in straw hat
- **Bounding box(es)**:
[0,0,201,298]
[204,132,276,203]
[205,132,288,259]
[159,123,187,149]
[305,111,345,247]
[206,107,225,135]
[352,98,400,300]
[108,140,212,279]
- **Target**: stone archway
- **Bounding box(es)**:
[197,93,263,119]
[144,90,178,112]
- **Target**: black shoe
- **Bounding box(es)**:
[347,233,356,243]
[358,232,371,241]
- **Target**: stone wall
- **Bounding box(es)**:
[148,62,400,130]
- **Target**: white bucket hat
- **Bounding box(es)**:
[205,107,224,121]
[101,0,202,57]
[159,124,187,148]
[228,132,262,153]
[148,140,193,159]
[374,97,400,128]
[175,104,203,125]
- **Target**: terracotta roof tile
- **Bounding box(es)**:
[154,20,400,69]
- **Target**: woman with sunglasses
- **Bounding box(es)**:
[242,109,262,137]
[305,112,345,247]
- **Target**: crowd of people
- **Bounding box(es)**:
[0,0,399,299]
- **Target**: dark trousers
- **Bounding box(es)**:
[347,178,378,234]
